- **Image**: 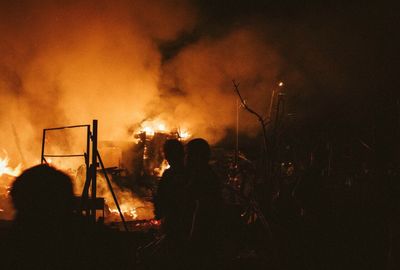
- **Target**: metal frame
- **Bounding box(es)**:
[41,120,128,231]
[41,124,90,165]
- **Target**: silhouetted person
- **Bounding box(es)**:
[1,164,117,270]
[153,139,187,268]
[185,138,222,269]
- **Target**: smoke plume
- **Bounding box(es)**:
[0,0,282,166]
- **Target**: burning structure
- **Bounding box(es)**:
[0,118,191,227]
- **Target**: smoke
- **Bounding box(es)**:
[0,0,282,165]
[0,0,196,164]
[159,26,282,142]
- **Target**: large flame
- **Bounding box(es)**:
[135,119,191,139]
[0,151,21,219]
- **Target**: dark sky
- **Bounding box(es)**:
[195,0,397,97]
[163,0,398,110]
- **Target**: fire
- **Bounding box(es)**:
[142,126,156,136]
[0,151,21,220]
[139,119,170,137]
[134,119,191,177]
[154,159,170,177]
[178,128,191,140]
[157,123,166,132]
[135,119,191,140]
[0,119,190,222]
[0,151,22,177]
[109,205,138,220]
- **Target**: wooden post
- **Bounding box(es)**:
[41,129,46,164]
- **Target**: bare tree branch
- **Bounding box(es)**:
[232,80,269,159]
[232,80,266,125]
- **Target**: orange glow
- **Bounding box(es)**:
[134,119,192,140]
[137,119,169,137]
[154,159,170,177]
[0,151,22,177]
[178,128,191,140]
[157,123,166,132]
[109,205,138,220]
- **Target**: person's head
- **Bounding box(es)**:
[11,164,74,222]
[163,139,184,168]
[186,138,211,167]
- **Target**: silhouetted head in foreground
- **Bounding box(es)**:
[186,138,211,168]
[164,139,184,168]
[11,164,74,224]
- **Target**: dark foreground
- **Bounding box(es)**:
[1,191,399,270]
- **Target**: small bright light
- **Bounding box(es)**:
[278,81,284,87]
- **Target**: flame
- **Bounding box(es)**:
[178,128,191,140]
[135,119,191,140]
[109,205,138,220]
[154,159,170,177]
[157,123,166,132]
[142,126,155,136]
[0,151,22,177]
[138,119,169,137]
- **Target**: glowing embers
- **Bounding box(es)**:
[0,150,22,177]
[108,205,138,220]
[105,195,155,222]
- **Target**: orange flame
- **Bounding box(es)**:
[0,151,22,177]
[138,119,169,137]
[135,119,191,140]
[109,205,138,220]
[154,159,170,177]
[178,128,191,140]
